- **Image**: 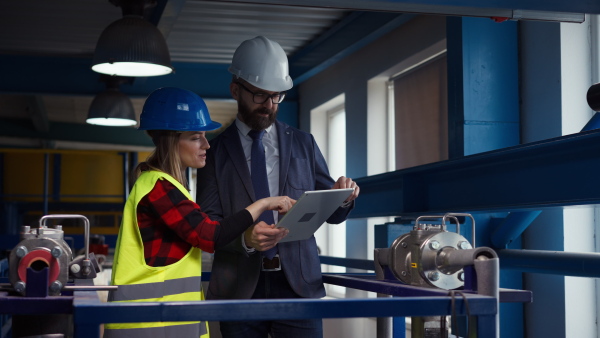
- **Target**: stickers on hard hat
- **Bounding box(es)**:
[411,263,418,268]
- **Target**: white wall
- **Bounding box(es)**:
[561,16,597,338]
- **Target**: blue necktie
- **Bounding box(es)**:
[248,129,278,259]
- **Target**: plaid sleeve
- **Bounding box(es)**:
[140,178,254,266]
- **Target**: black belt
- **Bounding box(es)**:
[261,254,281,271]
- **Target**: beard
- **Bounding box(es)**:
[238,99,278,131]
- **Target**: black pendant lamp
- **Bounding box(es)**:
[91,0,173,77]
[87,76,137,126]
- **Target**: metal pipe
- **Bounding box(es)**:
[40,214,90,262]
[320,256,375,270]
[415,215,448,231]
[474,257,500,338]
[439,247,497,272]
[376,295,393,338]
[444,213,476,247]
[374,248,392,338]
[63,285,118,291]
[490,211,541,249]
[0,284,118,291]
[43,153,49,215]
[498,249,600,277]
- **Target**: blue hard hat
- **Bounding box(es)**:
[139,87,222,131]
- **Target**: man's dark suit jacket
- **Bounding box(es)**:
[196,120,354,300]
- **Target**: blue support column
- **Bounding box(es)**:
[447,16,520,158]
[0,153,3,198]
[119,152,129,201]
[52,154,61,202]
[433,18,523,337]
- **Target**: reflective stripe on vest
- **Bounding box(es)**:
[106,171,208,337]
[108,276,202,302]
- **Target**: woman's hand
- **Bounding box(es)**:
[263,196,296,214]
[246,196,296,221]
[265,196,296,214]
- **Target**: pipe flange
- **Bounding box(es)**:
[9,237,72,295]
[419,232,471,290]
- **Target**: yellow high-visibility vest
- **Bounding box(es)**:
[104,170,209,338]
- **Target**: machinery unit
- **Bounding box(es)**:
[375,213,499,338]
[8,215,100,297]
[3,214,110,338]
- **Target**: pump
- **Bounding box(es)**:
[3,214,114,337]
[374,213,499,337]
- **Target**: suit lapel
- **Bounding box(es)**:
[276,120,292,195]
[222,123,255,200]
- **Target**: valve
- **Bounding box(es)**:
[375,213,496,290]
[8,215,102,296]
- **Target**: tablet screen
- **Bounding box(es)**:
[277,188,354,243]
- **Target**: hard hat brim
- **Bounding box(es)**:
[138,120,222,132]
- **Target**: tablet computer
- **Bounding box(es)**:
[277,188,354,243]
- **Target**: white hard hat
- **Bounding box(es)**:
[228,36,293,92]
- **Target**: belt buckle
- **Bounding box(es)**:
[261,254,281,271]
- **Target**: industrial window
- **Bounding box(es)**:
[391,53,448,170]
[310,95,347,298]
[325,104,347,298]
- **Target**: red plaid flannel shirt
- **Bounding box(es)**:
[137,178,252,267]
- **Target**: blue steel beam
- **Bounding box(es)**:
[0,56,237,99]
[490,211,541,249]
[214,0,590,20]
[351,129,600,218]
[291,12,415,85]
[0,291,73,314]
[0,119,154,147]
[498,249,600,277]
[322,273,533,303]
[74,296,496,322]
[72,292,497,338]
[319,256,375,270]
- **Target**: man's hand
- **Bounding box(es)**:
[333,176,360,203]
[244,221,289,251]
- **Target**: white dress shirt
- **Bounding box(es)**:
[236,118,281,252]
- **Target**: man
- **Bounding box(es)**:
[197,36,360,338]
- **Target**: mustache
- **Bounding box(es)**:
[255,107,273,115]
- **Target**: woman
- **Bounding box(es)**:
[104,87,292,338]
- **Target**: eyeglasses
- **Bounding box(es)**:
[236,82,286,104]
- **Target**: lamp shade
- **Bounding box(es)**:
[87,88,137,126]
[587,83,600,112]
[92,15,173,77]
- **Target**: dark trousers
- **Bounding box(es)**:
[219,270,323,338]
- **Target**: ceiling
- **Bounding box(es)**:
[0,0,598,150]
[0,0,353,150]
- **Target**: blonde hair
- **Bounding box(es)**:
[134,130,188,188]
